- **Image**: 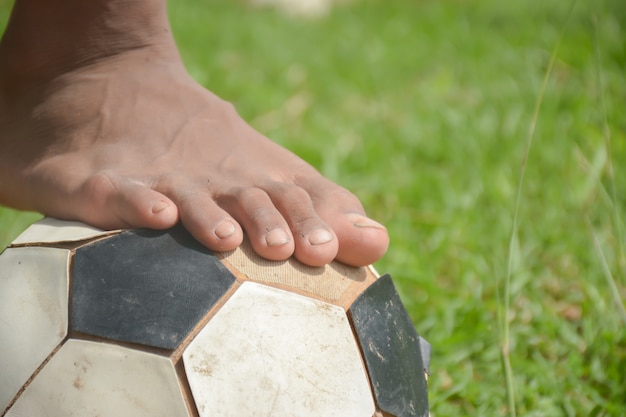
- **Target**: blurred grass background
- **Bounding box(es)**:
[1,0,625,415]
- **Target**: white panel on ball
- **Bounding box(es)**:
[183,281,375,417]
[7,339,190,417]
[0,247,70,411]
[10,218,119,245]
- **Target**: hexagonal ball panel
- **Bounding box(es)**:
[183,281,376,417]
[218,239,376,304]
[71,226,236,350]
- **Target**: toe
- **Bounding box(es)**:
[263,183,339,267]
[299,178,390,266]
[163,184,245,253]
[332,212,390,266]
[78,172,179,230]
[218,187,296,261]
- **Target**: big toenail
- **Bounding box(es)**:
[265,229,291,246]
[308,229,334,245]
[151,201,170,214]
[349,214,387,230]
[215,220,237,239]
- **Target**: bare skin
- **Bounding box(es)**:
[0,0,389,267]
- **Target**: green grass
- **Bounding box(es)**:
[1,0,625,415]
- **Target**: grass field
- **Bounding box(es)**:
[1,0,625,415]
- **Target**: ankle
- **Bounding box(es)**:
[0,0,175,93]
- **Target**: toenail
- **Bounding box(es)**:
[308,229,334,246]
[215,220,237,239]
[151,201,170,214]
[265,229,291,247]
[348,214,387,230]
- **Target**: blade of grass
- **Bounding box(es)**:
[583,13,626,325]
[592,13,626,283]
[499,2,577,415]
[586,217,626,324]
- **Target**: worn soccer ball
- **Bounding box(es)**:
[0,218,430,417]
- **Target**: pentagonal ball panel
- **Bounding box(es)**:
[349,274,429,417]
[71,226,236,349]
[183,281,375,417]
[0,247,70,411]
[7,339,190,417]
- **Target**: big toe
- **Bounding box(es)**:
[330,213,389,266]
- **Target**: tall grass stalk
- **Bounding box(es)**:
[499,2,576,415]
[592,14,626,284]
[586,14,626,324]
[587,217,626,324]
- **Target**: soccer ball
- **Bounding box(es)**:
[0,218,430,417]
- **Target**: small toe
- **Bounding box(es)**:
[218,187,296,261]
[78,172,179,230]
[169,190,245,253]
[264,182,339,266]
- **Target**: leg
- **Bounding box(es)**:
[0,0,389,266]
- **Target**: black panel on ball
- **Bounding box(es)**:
[349,274,429,417]
[72,225,236,350]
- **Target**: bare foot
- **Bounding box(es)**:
[0,0,388,266]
